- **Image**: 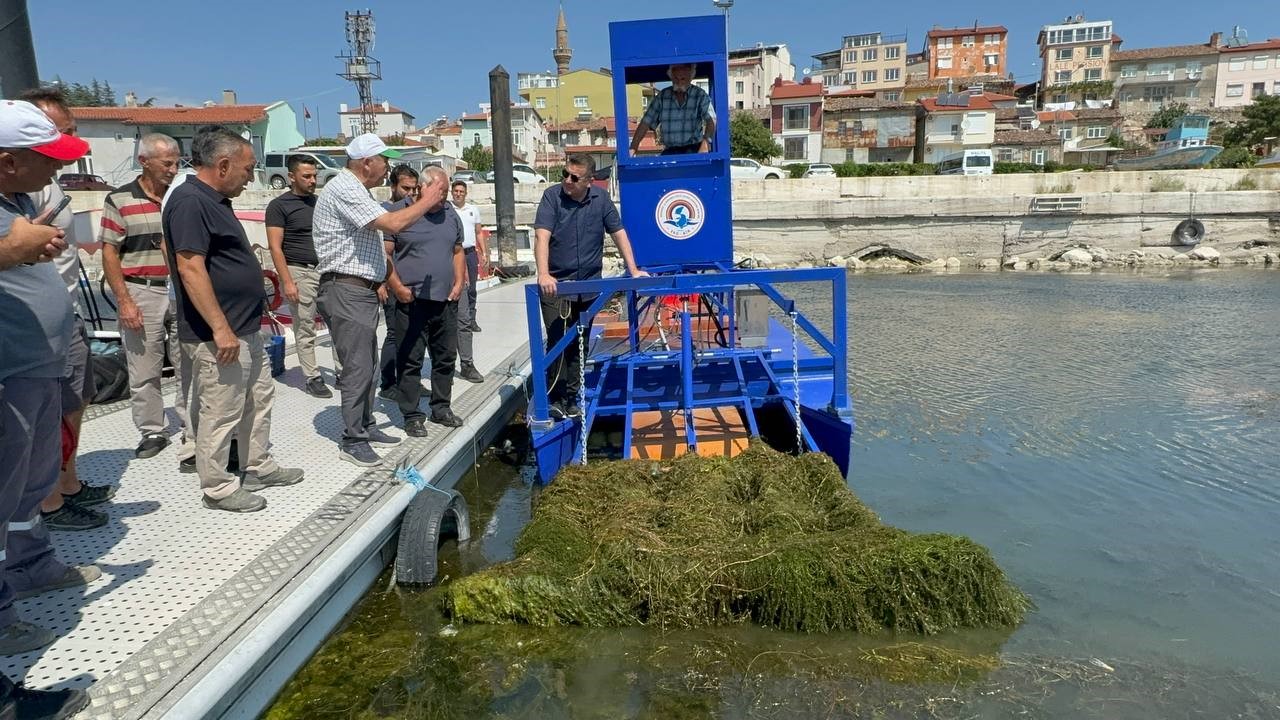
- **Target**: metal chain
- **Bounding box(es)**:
[578,322,587,465]
[790,311,802,454]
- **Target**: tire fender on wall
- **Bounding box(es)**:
[1173,218,1205,245]
[395,488,471,587]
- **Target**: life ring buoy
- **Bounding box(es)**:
[262,269,283,311]
[1173,218,1205,246]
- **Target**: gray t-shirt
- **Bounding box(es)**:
[0,192,74,380]
[383,199,462,302]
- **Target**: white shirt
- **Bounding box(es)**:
[451,201,481,249]
[312,169,387,281]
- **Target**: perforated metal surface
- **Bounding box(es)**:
[9,280,534,718]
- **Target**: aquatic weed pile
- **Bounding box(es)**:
[443,444,1029,633]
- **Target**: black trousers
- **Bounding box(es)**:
[661,142,703,155]
[394,298,457,421]
[540,295,594,406]
[377,297,398,391]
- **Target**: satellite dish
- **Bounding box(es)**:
[1030,118,1042,129]
[960,118,973,131]
[802,68,811,76]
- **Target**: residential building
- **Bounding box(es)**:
[1038,16,1121,105]
[458,103,548,164]
[925,24,1009,80]
[903,76,1015,103]
[914,91,1001,164]
[992,129,1063,165]
[546,116,660,169]
[769,77,826,164]
[435,124,463,159]
[821,95,916,164]
[812,31,908,95]
[728,44,795,110]
[1036,108,1123,165]
[337,101,415,138]
[1215,35,1280,107]
[70,98,304,187]
[1111,33,1221,111]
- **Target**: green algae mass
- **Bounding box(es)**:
[444,444,1029,633]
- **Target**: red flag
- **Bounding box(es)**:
[303,105,312,119]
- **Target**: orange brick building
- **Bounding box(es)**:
[925,25,1009,80]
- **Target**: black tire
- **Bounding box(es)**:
[765,174,780,180]
[269,175,286,190]
[395,488,471,587]
[1173,218,1205,245]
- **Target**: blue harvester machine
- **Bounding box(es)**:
[525,14,853,483]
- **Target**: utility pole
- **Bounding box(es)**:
[337,10,381,135]
[489,66,517,266]
[0,0,40,98]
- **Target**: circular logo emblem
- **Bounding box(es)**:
[654,189,704,240]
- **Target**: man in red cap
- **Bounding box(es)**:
[0,99,102,668]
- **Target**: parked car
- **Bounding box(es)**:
[57,173,112,191]
[729,157,785,180]
[451,170,481,185]
[511,163,547,183]
[802,163,836,178]
[262,151,342,190]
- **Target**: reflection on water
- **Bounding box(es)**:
[269,270,1280,719]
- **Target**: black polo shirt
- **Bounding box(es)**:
[264,191,318,266]
[383,199,462,302]
[163,176,265,342]
[533,185,623,282]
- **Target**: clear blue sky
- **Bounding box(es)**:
[29,0,1276,134]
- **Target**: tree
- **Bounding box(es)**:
[1223,94,1280,148]
[1146,102,1189,130]
[463,144,493,172]
[50,77,117,107]
[729,110,781,162]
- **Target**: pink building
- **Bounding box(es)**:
[1215,37,1280,107]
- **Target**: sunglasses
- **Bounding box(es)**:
[563,168,585,182]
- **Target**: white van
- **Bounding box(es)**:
[263,152,342,189]
[937,149,994,176]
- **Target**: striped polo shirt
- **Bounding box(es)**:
[99,177,169,277]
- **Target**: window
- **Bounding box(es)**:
[1087,126,1107,139]
[1053,94,1068,104]
[1228,57,1246,71]
[1084,68,1103,81]
[1032,149,1047,165]
[472,133,481,145]
[884,68,900,81]
[984,33,1000,45]
[1147,63,1174,77]
[784,105,809,131]
[1226,83,1244,97]
[886,46,900,60]
[843,72,856,85]
[1059,127,1074,140]
[984,54,999,67]
[1253,82,1267,98]
[735,81,744,93]
[844,50,857,63]
[1185,61,1202,76]
[997,147,1014,161]
[1142,85,1174,101]
[862,70,877,83]
[938,37,952,49]
[735,101,744,109]
[964,112,988,133]
[1121,65,1137,78]
[1186,87,1199,99]
[573,95,588,108]
[642,96,650,108]
[937,56,953,69]
[883,91,901,101]
[1055,70,1072,84]
[1056,48,1073,61]
[1254,55,1271,70]
[1275,80,1280,95]
[1087,45,1104,59]
[863,48,878,61]
[535,97,546,109]
[962,35,975,47]
[783,136,807,161]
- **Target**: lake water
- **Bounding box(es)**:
[269,269,1280,719]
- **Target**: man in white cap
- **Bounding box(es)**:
[0,99,101,674]
[312,133,438,466]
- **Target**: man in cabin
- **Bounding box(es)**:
[383,166,465,437]
[164,125,303,513]
[0,99,103,664]
[449,179,485,384]
[100,132,190,460]
[629,63,717,155]
[265,154,336,399]
[534,153,646,420]
[312,134,437,467]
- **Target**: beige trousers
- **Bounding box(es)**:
[286,265,340,379]
[121,283,188,437]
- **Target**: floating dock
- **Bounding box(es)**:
[5,280,533,719]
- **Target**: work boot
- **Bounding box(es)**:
[202,488,266,513]
[0,672,88,719]
[457,362,484,383]
[339,441,382,467]
[40,503,107,532]
[60,483,116,507]
[305,376,332,398]
[241,467,304,492]
[404,418,428,438]
[0,622,55,655]
[430,409,464,428]
[15,566,102,600]
[365,428,402,447]
[134,433,169,459]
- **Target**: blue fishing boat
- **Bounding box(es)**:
[1114,114,1222,170]
[523,14,854,484]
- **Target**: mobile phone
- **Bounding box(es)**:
[42,195,72,224]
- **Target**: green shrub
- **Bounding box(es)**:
[787,163,809,179]
[1214,145,1258,169]
[1149,176,1185,192]
[1228,176,1259,191]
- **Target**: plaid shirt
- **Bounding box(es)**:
[640,84,713,148]
[312,169,387,281]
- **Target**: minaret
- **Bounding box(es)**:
[553,4,572,75]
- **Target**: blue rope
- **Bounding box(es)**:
[395,464,452,498]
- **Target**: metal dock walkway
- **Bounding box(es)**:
[3,279,533,719]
